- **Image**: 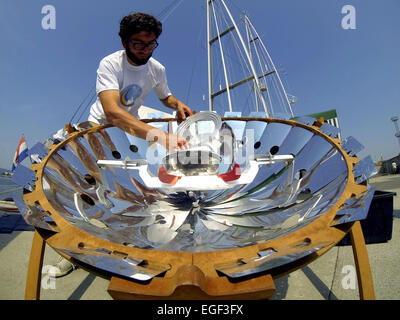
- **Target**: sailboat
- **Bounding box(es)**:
[205,0,294,119]
[14,0,377,299]
[0,136,28,214]
[0,199,19,213]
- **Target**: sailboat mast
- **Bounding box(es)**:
[206,0,214,111]
[207,1,292,118]
[244,16,260,113]
[210,0,233,112]
[219,0,269,116]
[244,15,295,118]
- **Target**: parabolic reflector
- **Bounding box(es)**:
[14,112,376,288]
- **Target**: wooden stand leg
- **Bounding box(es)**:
[25,229,46,300]
[349,221,375,300]
[107,274,276,300]
[107,265,275,300]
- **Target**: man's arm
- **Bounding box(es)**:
[99,90,188,151]
[160,94,193,121]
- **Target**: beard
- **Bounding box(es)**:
[125,47,152,66]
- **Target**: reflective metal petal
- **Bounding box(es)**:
[319,123,341,138]
[353,156,378,184]
[341,136,364,157]
[333,186,375,225]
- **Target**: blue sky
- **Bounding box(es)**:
[0,0,399,169]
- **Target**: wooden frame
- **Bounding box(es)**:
[25,221,374,300]
[23,118,375,300]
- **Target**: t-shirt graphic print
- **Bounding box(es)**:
[120,84,143,107]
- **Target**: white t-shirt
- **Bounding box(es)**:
[88,50,171,124]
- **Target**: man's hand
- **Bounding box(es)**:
[176,102,193,123]
[158,132,190,152]
[168,133,190,151]
[160,95,194,123]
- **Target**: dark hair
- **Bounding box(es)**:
[119,12,162,42]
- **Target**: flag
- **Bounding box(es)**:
[12,136,29,171]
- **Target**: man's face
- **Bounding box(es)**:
[124,31,158,66]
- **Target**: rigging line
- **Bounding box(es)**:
[219,4,239,113]
[157,0,185,23]
[211,47,223,91]
[281,68,294,97]
[210,4,224,88]
[279,76,293,116]
[249,27,273,113]
[242,85,254,115]
[263,50,285,116]
[244,17,259,112]
[224,13,268,116]
[211,0,232,112]
[260,65,275,116]
[266,78,276,118]
[226,19,254,99]
[218,1,249,75]
[245,20,261,112]
[68,85,95,124]
[211,10,249,68]
[229,37,255,111]
[212,3,250,78]
[218,7,237,110]
[220,22,248,77]
[246,17,293,117]
[77,90,97,123]
[156,0,177,20]
[225,0,245,17]
[156,2,172,19]
[249,26,267,87]
[245,17,270,113]
[185,17,204,105]
[271,75,285,117]
[212,3,226,85]
[69,85,95,123]
[264,77,273,116]
[223,14,254,89]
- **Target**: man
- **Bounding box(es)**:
[88,12,193,151]
[52,12,193,278]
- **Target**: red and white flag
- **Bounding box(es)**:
[11,136,29,171]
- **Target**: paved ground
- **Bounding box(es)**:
[0,174,399,300]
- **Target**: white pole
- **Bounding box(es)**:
[244,17,259,112]
[207,0,214,111]
[211,0,233,112]
[245,15,294,118]
[220,0,269,116]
